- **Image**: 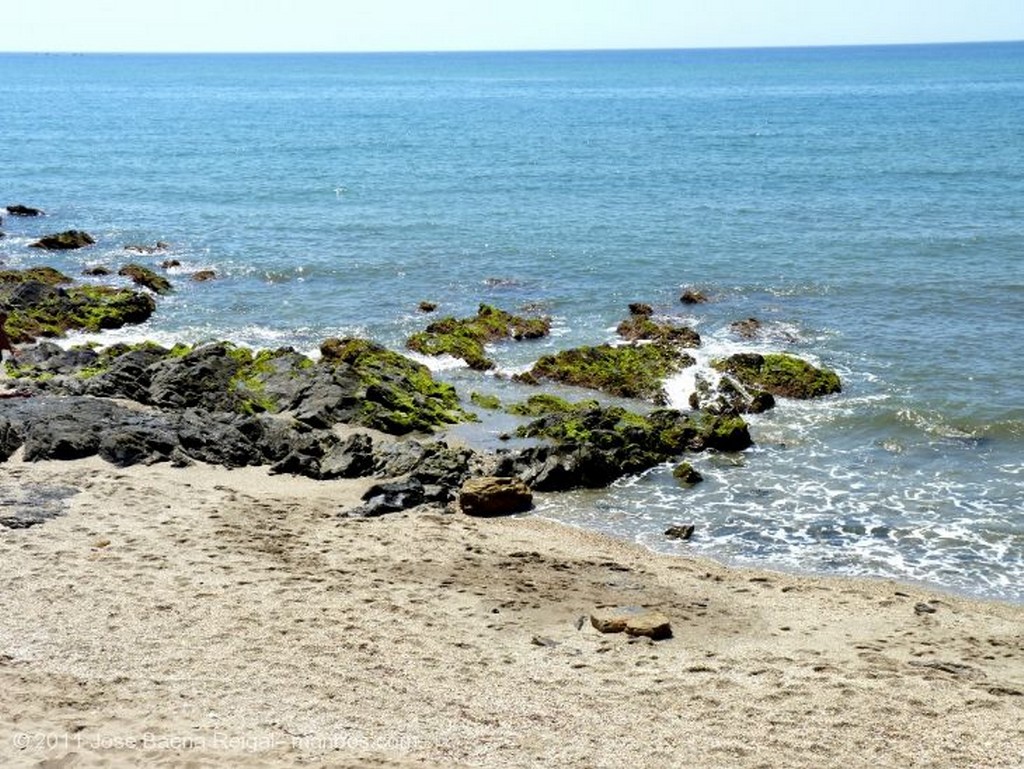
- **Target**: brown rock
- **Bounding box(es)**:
[459,476,533,517]
[418,301,438,313]
[191,270,216,282]
[680,289,708,305]
[590,607,673,640]
[628,302,653,316]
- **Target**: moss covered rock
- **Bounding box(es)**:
[505,401,751,490]
[470,391,502,410]
[407,303,551,370]
[507,393,599,416]
[616,314,701,346]
[320,337,470,433]
[29,230,95,250]
[118,263,173,294]
[517,343,694,403]
[712,352,841,399]
[0,268,156,343]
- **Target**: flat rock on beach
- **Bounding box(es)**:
[0,457,1022,768]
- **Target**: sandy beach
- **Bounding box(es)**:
[1,453,1022,768]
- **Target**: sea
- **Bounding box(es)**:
[2,43,1022,602]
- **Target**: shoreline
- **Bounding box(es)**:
[2,457,1022,768]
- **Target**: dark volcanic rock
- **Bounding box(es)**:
[98,423,178,467]
[6,204,44,217]
[0,416,24,461]
[350,478,427,517]
[30,230,95,250]
[148,343,242,412]
[503,400,751,492]
[318,433,376,479]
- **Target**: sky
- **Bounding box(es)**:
[3,0,1023,53]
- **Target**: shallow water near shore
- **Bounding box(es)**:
[2,43,1023,600]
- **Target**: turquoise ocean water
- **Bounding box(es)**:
[2,43,1022,600]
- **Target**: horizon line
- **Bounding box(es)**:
[2,37,1022,56]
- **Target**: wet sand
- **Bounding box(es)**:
[1,454,1022,768]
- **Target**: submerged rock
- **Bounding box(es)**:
[123,242,170,254]
[6,204,45,217]
[680,289,708,305]
[29,230,95,250]
[118,263,173,294]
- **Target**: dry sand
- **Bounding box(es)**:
[1,453,1022,768]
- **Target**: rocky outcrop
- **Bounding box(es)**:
[6,338,470,437]
[459,476,533,517]
[406,303,551,370]
[680,289,708,305]
[29,230,95,250]
[516,343,694,404]
[493,397,751,492]
[712,352,841,399]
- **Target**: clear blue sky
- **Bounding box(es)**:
[4,0,1023,53]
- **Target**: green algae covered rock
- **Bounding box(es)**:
[711,352,841,399]
[517,343,694,404]
[320,337,470,434]
[118,263,173,294]
[5,335,471,436]
[616,315,701,347]
[407,303,551,370]
[504,400,751,490]
[0,267,156,343]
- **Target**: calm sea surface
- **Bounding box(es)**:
[2,43,1023,600]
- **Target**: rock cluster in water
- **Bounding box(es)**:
[1,207,844,519]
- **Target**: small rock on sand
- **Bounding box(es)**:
[590,607,673,640]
